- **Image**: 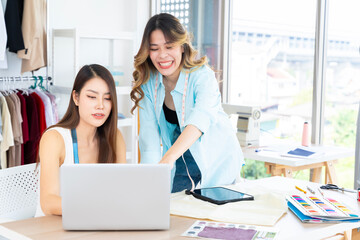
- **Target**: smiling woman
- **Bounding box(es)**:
[130,13,244,193]
[36,64,126,217]
[149,29,184,84]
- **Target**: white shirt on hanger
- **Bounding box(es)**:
[0,0,8,69]
[34,89,55,127]
[0,102,3,142]
[0,96,14,169]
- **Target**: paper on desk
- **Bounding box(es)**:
[0,226,32,240]
[170,184,287,226]
[280,147,325,159]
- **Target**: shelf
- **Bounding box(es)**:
[53,28,135,41]
[116,86,132,95]
[118,118,133,127]
[52,27,138,164]
[50,86,72,94]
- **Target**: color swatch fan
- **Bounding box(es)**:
[287,194,360,221]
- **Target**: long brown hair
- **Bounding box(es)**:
[41,64,118,163]
[130,13,207,114]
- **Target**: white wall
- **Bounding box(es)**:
[49,0,150,162]
[49,0,150,86]
[0,0,150,88]
[49,0,150,112]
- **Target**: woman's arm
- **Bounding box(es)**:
[116,128,127,163]
[159,66,220,168]
[38,130,65,215]
[159,124,201,168]
[138,87,162,164]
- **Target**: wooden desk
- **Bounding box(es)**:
[1,177,360,240]
[242,145,354,184]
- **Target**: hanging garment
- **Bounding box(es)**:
[0,96,14,169]
[1,0,6,12]
[0,0,8,69]
[17,0,47,73]
[35,89,54,127]
[4,95,22,167]
[23,93,39,164]
[44,92,59,123]
[30,92,46,134]
[0,102,3,154]
[16,92,29,165]
[0,51,7,69]
[4,0,25,53]
[0,98,2,138]
[9,93,23,166]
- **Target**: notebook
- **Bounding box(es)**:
[280,147,324,159]
[60,164,171,230]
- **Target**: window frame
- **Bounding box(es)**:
[226,0,330,145]
[153,0,330,145]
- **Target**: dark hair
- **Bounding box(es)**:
[40,64,118,163]
[130,13,207,114]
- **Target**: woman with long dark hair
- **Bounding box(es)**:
[37,64,126,216]
[130,13,244,193]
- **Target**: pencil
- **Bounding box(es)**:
[318,187,324,196]
[307,186,315,194]
[295,186,307,194]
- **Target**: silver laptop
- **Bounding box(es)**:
[60,164,171,230]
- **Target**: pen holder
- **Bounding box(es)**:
[301,122,309,147]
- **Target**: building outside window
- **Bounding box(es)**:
[323,0,360,187]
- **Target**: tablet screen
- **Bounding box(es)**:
[193,187,252,201]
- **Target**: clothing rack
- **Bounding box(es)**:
[0,76,53,90]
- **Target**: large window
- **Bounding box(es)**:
[158,0,225,92]
[229,0,316,141]
[154,0,360,187]
[227,0,359,186]
[324,0,360,187]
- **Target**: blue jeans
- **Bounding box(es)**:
[171,125,202,193]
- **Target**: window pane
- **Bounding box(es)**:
[324,0,360,188]
[159,0,224,91]
[230,0,316,141]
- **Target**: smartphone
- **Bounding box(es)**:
[186,187,254,205]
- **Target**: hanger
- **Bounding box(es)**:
[20,77,29,96]
[29,76,38,89]
[3,77,11,95]
[0,77,4,97]
[38,76,47,92]
[12,77,18,93]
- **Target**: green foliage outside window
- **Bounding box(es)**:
[242,108,357,189]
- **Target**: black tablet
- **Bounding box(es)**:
[186,187,254,205]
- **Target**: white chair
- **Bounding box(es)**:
[0,163,40,223]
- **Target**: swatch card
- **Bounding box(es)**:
[182,220,279,240]
[287,194,359,220]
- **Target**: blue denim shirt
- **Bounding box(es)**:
[139,65,244,188]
